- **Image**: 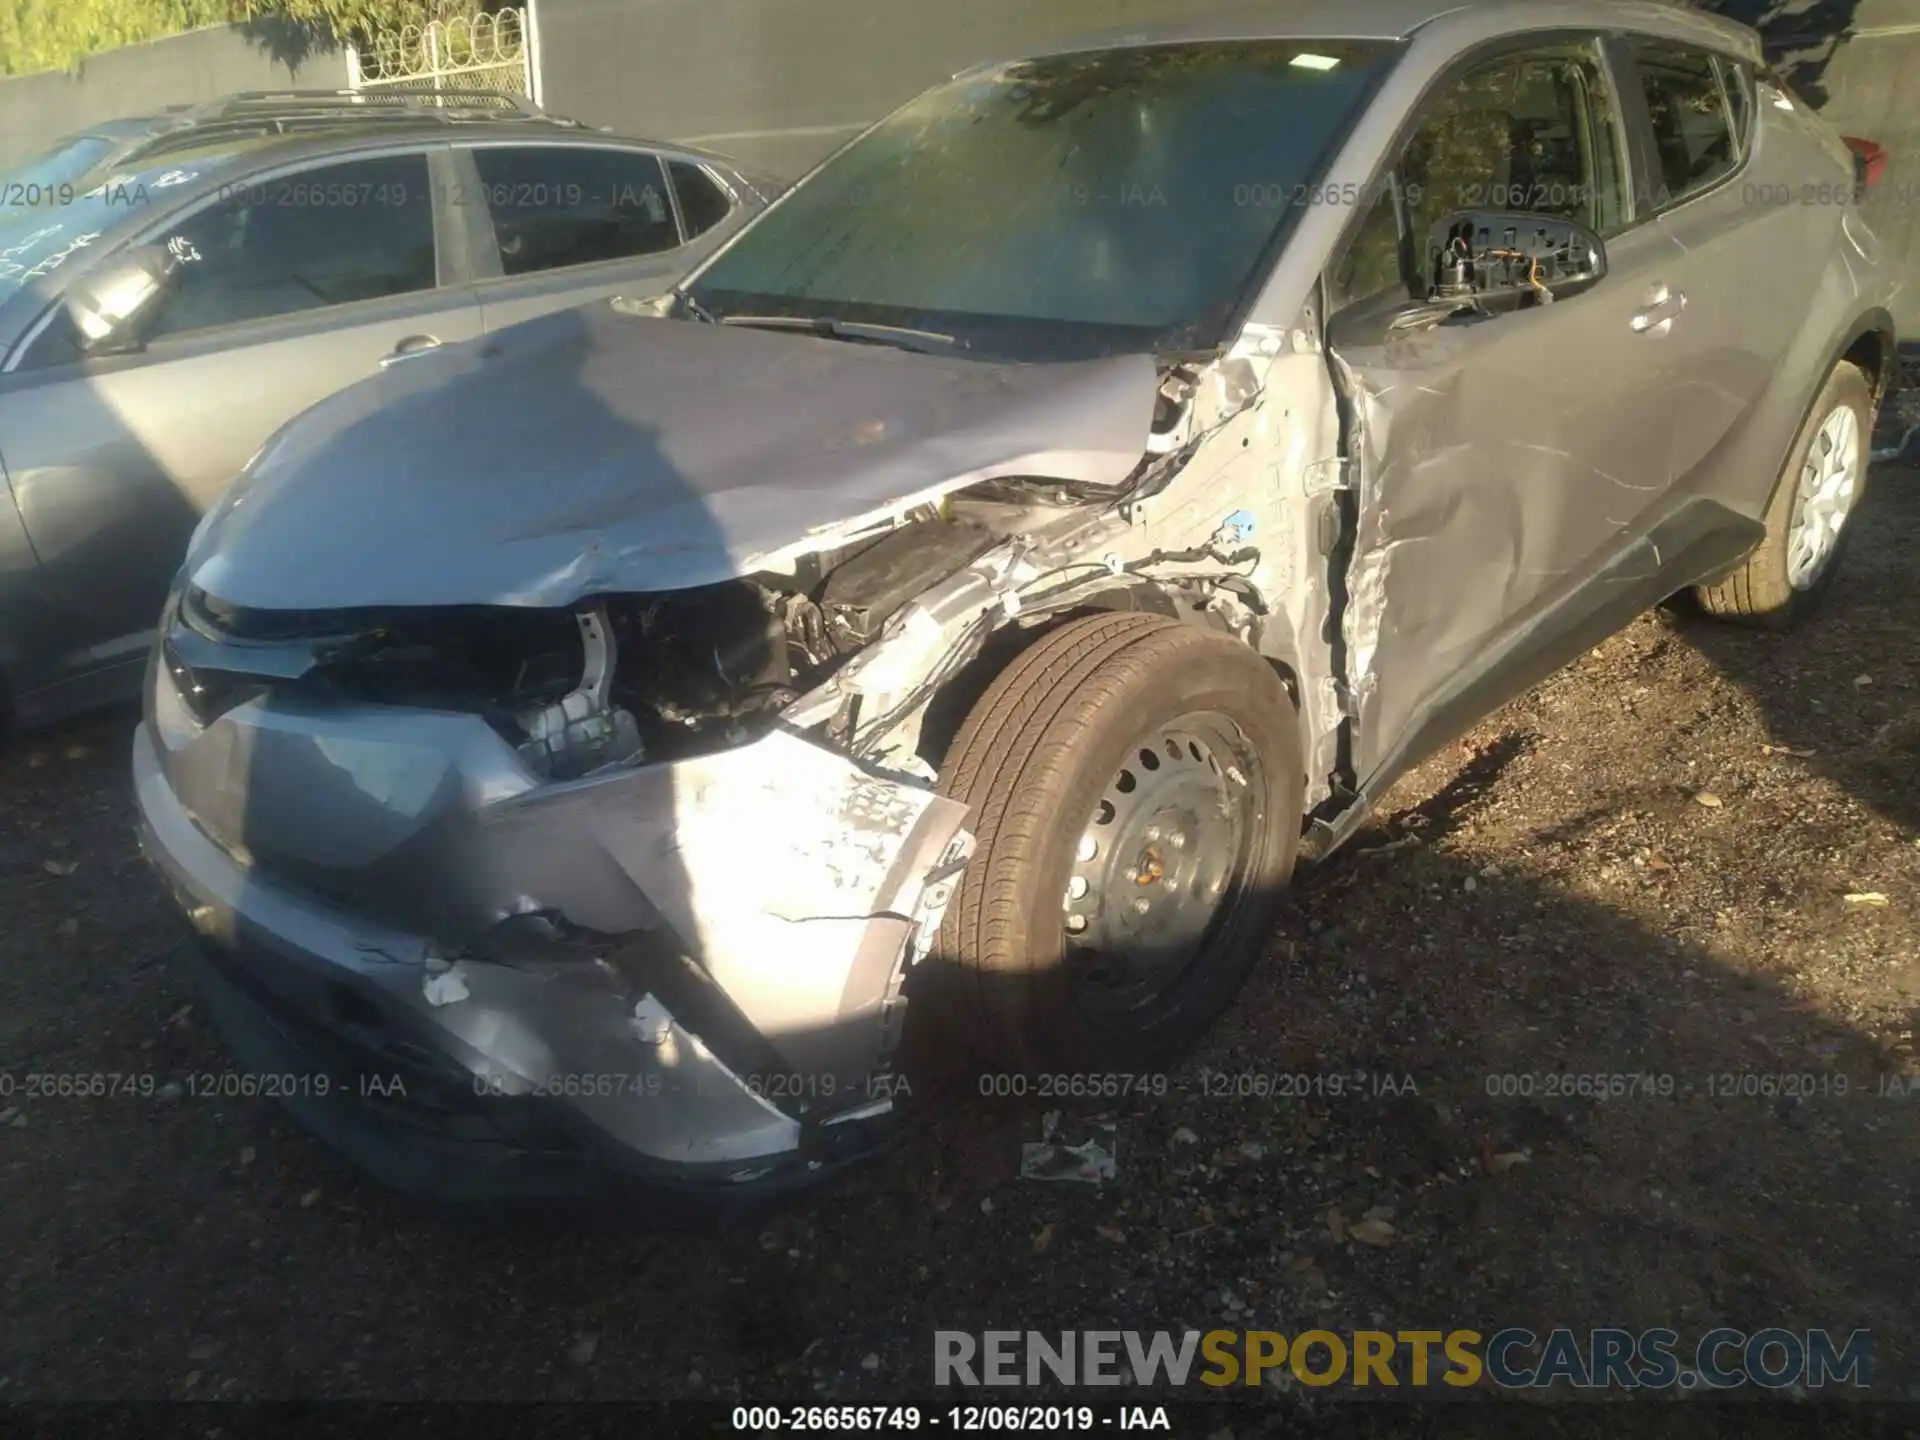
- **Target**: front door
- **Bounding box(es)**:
[1325,36,1688,785]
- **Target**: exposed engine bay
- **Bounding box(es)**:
[177,505,1021,780]
[169,329,1334,793]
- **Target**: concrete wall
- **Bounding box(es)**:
[0,22,350,168]
[533,0,1296,179]
[1736,0,1920,341]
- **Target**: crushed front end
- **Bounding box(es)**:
[131,294,1352,1212]
[134,571,974,1212]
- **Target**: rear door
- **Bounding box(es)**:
[0,147,482,675]
[1323,35,1688,785]
[452,142,728,331]
[1617,38,1830,525]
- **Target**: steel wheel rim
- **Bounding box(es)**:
[1060,712,1265,1015]
[1786,402,1862,590]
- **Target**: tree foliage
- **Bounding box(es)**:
[252,0,473,43]
[1,0,241,76]
[0,0,471,77]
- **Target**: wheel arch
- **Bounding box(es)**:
[1838,309,1898,407]
[1750,307,1893,523]
[915,583,1302,773]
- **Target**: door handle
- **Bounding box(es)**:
[1630,287,1688,335]
[379,334,442,367]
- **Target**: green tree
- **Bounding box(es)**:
[0,0,482,77]
[1,0,243,76]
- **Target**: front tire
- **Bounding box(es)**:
[933,613,1303,1073]
[1695,360,1873,625]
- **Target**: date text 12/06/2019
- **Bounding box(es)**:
[730,1405,1171,1431]
[0,1071,408,1101]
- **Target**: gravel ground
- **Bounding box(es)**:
[0,467,1914,1411]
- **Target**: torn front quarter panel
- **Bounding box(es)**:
[473,727,972,1093]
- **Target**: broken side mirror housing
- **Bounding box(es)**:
[1425,209,1608,309]
[62,241,184,356]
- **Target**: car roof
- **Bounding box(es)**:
[75,90,753,179]
[1025,0,1760,56]
[147,121,754,174]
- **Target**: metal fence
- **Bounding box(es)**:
[347,8,532,100]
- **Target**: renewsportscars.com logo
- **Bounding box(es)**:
[933,1328,1873,1391]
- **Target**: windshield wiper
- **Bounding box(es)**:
[678,290,721,326]
[718,313,968,353]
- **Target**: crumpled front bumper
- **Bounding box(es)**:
[132,662,970,1212]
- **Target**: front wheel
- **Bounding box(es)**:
[1695,360,1873,625]
[932,613,1303,1074]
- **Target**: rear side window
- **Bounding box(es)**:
[1632,39,1738,207]
[1718,56,1753,152]
[148,153,435,339]
[668,160,733,239]
[472,146,679,276]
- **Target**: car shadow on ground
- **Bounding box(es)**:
[1671,465,1919,840]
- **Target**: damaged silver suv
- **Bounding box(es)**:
[135,0,1898,1212]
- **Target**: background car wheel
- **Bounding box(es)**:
[1694,360,1873,626]
[932,612,1303,1074]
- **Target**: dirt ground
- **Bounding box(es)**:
[0,467,1914,1413]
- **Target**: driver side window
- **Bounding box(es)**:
[147,152,436,340]
[1330,39,1628,314]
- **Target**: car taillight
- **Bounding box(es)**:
[1842,135,1888,198]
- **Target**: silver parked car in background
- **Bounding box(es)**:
[0,90,773,730]
[136,0,1895,1216]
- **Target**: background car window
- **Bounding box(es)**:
[1632,40,1737,205]
[148,153,433,339]
[1402,46,1628,246]
[473,146,678,275]
[668,160,732,239]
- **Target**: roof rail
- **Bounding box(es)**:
[180,88,571,122]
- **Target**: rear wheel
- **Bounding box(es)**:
[932,613,1303,1073]
[1695,361,1872,625]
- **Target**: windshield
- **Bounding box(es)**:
[0,144,241,304]
[0,134,123,198]
[686,39,1400,358]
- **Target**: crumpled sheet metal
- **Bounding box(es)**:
[154,682,970,1088]
[1020,1111,1117,1184]
[467,729,971,1084]
[1336,322,1656,781]
[131,719,810,1167]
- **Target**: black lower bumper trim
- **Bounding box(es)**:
[186,942,873,1227]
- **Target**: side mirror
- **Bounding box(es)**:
[62,239,191,356]
[1424,210,1607,310]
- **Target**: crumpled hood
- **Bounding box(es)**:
[185,303,1159,610]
